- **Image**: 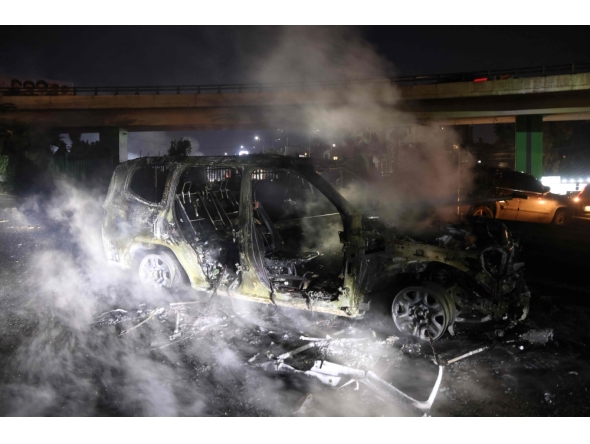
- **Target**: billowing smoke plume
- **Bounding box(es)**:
[2,179,442,416]
[0,27,474,417]
[248,27,473,228]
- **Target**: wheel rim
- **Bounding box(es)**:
[473,207,492,218]
[555,212,565,224]
[392,286,454,340]
[139,254,174,288]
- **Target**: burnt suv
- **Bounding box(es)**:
[468,166,572,225]
[102,155,530,341]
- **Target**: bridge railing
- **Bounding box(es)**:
[2,62,590,97]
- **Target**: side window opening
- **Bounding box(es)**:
[250,169,344,300]
[175,166,242,234]
[500,171,517,190]
[128,165,170,203]
[174,166,242,282]
[517,175,544,193]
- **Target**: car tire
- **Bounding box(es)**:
[137,250,186,289]
[552,208,569,226]
[471,205,494,218]
[390,282,456,341]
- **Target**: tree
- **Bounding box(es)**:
[493,123,515,144]
[168,138,192,157]
[0,103,16,152]
[351,128,381,147]
[344,128,382,180]
[0,123,55,194]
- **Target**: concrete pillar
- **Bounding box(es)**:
[515,115,543,178]
[99,128,128,164]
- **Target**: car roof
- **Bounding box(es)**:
[474,165,537,179]
[121,154,316,171]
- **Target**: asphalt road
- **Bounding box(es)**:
[1,192,590,416]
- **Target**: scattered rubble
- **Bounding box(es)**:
[89,292,570,416]
[520,328,554,345]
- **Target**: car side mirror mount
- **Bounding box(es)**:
[542,186,551,193]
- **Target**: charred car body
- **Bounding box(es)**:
[102,155,530,341]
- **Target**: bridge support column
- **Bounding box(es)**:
[515,115,543,178]
[99,128,128,164]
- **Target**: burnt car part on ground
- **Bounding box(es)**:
[102,155,530,342]
[94,297,553,416]
[95,300,446,415]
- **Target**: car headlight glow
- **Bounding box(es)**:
[584,206,590,212]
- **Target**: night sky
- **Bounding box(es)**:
[1,26,588,156]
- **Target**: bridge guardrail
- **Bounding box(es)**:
[2,62,590,97]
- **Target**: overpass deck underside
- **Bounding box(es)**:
[1,73,590,130]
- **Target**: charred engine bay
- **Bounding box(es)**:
[2,192,590,416]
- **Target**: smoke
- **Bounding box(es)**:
[0,178,433,416]
[248,27,474,228]
[248,27,395,84]
[335,145,476,232]
[0,28,477,417]
[0,182,202,416]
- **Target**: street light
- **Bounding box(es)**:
[254,135,265,153]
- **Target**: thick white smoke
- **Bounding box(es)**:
[248,27,473,228]
[0,27,473,417]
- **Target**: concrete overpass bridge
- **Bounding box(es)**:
[2,62,590,177]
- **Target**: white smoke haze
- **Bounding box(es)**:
[0,178,441,417]
[336,142,475,232]
[0,27,480,417]
[248,27,396,84]
[248,27,473,229]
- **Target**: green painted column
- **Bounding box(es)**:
[515,115,543,178]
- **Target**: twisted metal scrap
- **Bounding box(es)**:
[251,337,443,415]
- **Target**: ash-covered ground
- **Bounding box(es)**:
[1,190,590,416]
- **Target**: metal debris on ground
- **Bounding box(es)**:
[520,328,554,345]
[253,355,444,415]
[90,289,556,416]
[292,393,313,415]
[119,307,166,336]
[249,330,444,415]
[445,346,490,365]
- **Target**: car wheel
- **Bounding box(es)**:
[138,251,185,289]
[471,205,494,218]
[391,282,456,341]
[552,208,569,225]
